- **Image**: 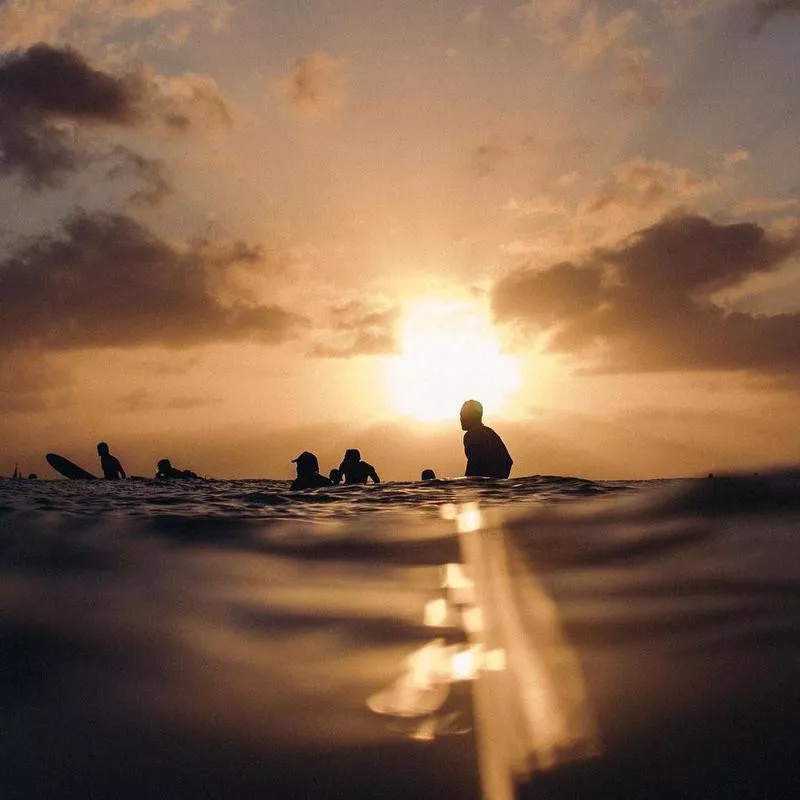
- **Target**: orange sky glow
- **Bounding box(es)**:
[1,0,799,481]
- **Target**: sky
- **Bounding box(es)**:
[1,0,799,480]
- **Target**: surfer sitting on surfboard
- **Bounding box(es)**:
[155,459,199,479]
[97,442,126,480]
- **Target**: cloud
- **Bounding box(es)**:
[752,0,800,32]
[0,44,230,189]
[579,157,721,219]
[565,7,638,66]
[731,196,799,217]
[309,301,400,358]
[0,0,231,50]
[513,0,581,44]
[493,213,800,374]
[618,48,666,108]
[0,211,308,351]
[280,52,348,118]
[146,70,232,128]
[514,2,665,107]
[106,147,173,207]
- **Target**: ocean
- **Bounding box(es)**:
[0,471,798,799]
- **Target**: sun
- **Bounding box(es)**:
[388,297,522,422]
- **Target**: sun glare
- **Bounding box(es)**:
[388,298,522,422]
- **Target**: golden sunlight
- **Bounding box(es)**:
[388,298,522,422]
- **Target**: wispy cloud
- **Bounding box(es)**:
[513,1,666,106]
[309,301,400,358]
[279,52,348,118]
[0,0,231,50]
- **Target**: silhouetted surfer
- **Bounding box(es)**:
[290,451,332,490]
[337,449,380,485]
[421,469,436,481]
[97,442,126,480]
[459,399,512,478]
[155,459,199,479]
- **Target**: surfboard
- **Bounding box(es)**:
[46,453,98,480]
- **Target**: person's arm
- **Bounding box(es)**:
[368,466,380,484]
[463,432,477,476]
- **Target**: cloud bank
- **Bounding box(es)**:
[0,211,307,350]
[493,214,800,373]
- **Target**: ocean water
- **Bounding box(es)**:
[0,471,798,799]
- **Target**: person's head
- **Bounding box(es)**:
[97,442,109,456]
[460,399,483,431]
[158,459,172,472]
[292,451,320,475]
[421,469,436,481]
[343,448,360,464]
[329,468,342,484]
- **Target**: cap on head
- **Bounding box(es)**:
[292,451,319,472]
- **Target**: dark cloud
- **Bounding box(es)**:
[0,211,308,350]
[0,44,141,187]
[493,214,800,373]
[752,0,800,32]
[311,301,400,358]
[106,147,173,208]
[0,44,230,188]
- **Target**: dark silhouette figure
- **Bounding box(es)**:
[291,451,332,490]
[338,449,380,485]
[421,469,436,481]
[27,473,37,480]
[459,399,512,479]
[329,468,342,485]
[156,459,199,479]
[97,442,126,480]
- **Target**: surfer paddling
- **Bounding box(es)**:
[97,442,126,480]
[155,459,199,479]
[459,399,513,479]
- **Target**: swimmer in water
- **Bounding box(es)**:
[459,399,512,479]
[97,442,126,480]
[338,449,380,485]
[290,451,332,490]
